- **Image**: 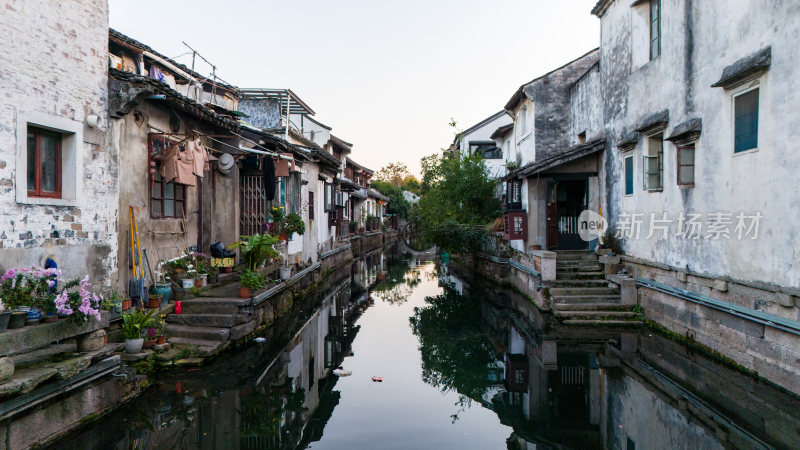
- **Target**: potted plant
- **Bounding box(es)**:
[154,314,168,345]
[143,327,157,349]
[122,297,133,311]
[121,308,156,354]
[239,269,265,298]
[349,221,358,234]
[230,233,281,271]
[147,293,162,309]
[0,305,10,332]
[264,207,306,241]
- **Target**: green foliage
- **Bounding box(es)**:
[415,151,500,252]
[349,220,359,232]
[286,212,306,236]
[267,206,306,237]
[230,234,281,271]
[371,180,410,219]
[410,285,500,420]
[121,308,156,340]
[240,269,266,290]
[375,162,411,186]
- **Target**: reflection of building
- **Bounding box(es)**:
[474,289,800,450]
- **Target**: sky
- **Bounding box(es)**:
[109,0,600,176]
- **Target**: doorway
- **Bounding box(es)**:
[546,179,588,250]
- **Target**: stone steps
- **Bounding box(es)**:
[549,287,619,296]
[553,303,634,311]
[166,313,237,328]
[556,271,606,280]
[10,344,76,369]
[556,253,598,261]
[166,337,225,357]
[562,319,645,327]
[549,294,622,304]
[166,324,230,342]
[547,279,610,287]
[557,311,640,320]
[556,264,603,272]
[179,298,250,315]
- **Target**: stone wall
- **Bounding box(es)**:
[0,0,117,285]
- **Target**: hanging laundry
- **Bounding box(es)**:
[263,156,276,200]
[159,144,180,183]
[160,144,196,186]
[149,65,167,84]
[186,139,208,177]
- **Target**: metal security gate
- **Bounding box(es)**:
[240,175,267,236]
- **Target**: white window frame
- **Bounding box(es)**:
[16,111,83,206]
[731,79,762,157]
[642,135,663,192]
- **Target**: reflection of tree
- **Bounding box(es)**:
[239,388,307,449]
[410,286,499,421]
[374,251,418,305]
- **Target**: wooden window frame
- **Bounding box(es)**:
[650,0,661,61]
[643,135,663,192]
[148,134,188,219]
[308,191,315,220]
[676,144,695,187]
[27,127,62,199]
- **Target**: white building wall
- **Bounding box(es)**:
[458,113,513,178]
[0,0,118,285]
[600,0,800,288]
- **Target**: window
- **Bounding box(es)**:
[677,144,695,186]
[308,191,314,220]
[150,172,186,218]
[513,216,523,234]
[734,88,759,153]
[578,131,587,144]
[643,135,663,191]
[624,155,634,195]
[650,0,661,60]
[324,183,334,211]
[520,105,527,136]
[469,142,502,160]
[511,180,522,204]
[26,127,62,198]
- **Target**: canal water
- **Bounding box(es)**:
[55,245,800,449]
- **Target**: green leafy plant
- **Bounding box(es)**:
[230,234,281,271]
[286,212,306,236]
[240,269,266,290]
[349,220,359,232]
[121,308,157,340]
[265,207,306,237]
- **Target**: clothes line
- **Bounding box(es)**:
[145,124,292,161]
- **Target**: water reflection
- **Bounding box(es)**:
[55,247,800,450]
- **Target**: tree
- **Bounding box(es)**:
[400,175,421,194]
[371,180,410,219]
[375,162,411,187]
[414,151,500,252]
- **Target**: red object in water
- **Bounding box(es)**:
[176,381,182,393]
[371,377,383,382]
[175,301,182,314]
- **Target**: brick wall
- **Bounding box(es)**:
[0,0,117,284]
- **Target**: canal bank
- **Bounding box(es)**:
[459,233,800,397]
[50,251,800,449]
[0,232,396,450]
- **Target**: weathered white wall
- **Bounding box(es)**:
[601,0,800,288]
[458,113,513,178]
[0,0,118,285]
[569,65,604,147]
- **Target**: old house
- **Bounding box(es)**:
[500,50,601,252]
[107,30,248,291]
[452,111,513,178]
[0,0,118,284]
[591,0,800,391]
[343,158,375,231]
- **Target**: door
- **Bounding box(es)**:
[556,180,588,250]
[546,182,558,250]
[240,175,267,236]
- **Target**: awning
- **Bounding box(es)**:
[517,139,605,177]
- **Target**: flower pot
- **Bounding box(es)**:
[0,311,10,331]
[124,338,144,354]
[181,278,195,289]
[279,266,291,280]
[239,287,252,299]
[147,296,162,309]
[157,336,167,345]
[223,267,233,273]
[122,299,132,311]
[143,338,157,349]
[17,307,42,325]
[200,274,208,287]
[194,278,202,288]
[279,233,290,241]
[8,312,27,329]
[154,283,171,305]
[41,313,58,323]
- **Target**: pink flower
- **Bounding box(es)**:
[1,269,16,281]
[54,291,73,316]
